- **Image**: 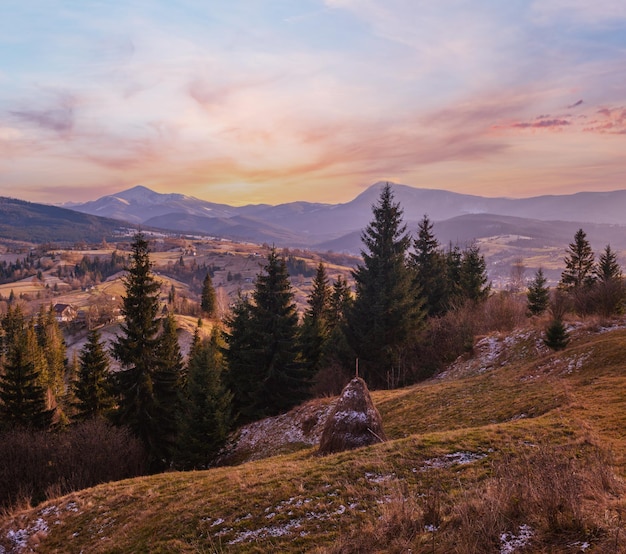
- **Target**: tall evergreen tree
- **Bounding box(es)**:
[177,329,232,469]
[445,243,464,306]
[300,262,331,377]
[200,272,217,317]
[153,311,184,463]
[0,319,53,429]
[1,305,25,360]
[223,295,256,421]
[459,242,491,302]
[347,184,425,389]
[37,305,67,402]
[526,268,550,316]
[329,275,353,327]
[595,244,621,282]
[111,233,164,470]
[593,244,624,317]
[73,328,114,421]
[560,228,596,291]
[411,215,449,316]
[559,228,596,315]
[224,248,307,422]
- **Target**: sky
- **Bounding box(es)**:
[0,1,625,206]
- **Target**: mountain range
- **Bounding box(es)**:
[65,182,626,253]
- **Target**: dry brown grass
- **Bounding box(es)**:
[3,321,626,552]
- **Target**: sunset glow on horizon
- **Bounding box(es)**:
[1,1,625,206]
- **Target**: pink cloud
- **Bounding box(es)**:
[511,118,571,129]
[584,107,626,134]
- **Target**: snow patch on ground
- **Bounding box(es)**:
[5,518,48,552]
[219,399,336,463]
[1,501,84,553]
[417,451,488,471]
[500,524,534,553]
[438,328,546,379]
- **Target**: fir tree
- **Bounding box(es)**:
[595,244,622,282]
[153,311,184,464]
[593,244,624,317]
[559,228,596,315]
[38,305,67,401]
[445,243,463,306]
[527,268,550,316]
[544,318,570,351]
[111,233,164,470]
[201,272,217,317]
[329,275,353,326]
[459,242,491,302]
[1,305,25,359]
[347,184,425,389]
[300,262,331,377]
[224,248,307,422]
[223,295,256,422]
[0,321,53,429]
[560,228,595,290]
[177,329,232,469]
[74,328,115,421]
[411,215,449,316]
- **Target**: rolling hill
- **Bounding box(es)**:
[0,197,135,244]
[3,319,626,552]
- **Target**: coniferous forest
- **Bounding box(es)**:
[1,185,625,513]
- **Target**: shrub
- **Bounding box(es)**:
[0,420,146,510]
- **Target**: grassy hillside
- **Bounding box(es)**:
[2,320,626,552]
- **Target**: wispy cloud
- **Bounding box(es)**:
[9,92,77,137]
[0,1,625,204]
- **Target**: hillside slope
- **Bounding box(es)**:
[2,320,626,552]
[0,197,132,244]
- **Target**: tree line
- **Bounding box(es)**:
[525,227,625,350]
[13,185,621,484]
[0,185,492,491]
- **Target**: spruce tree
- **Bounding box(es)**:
[527,268,550,316]
[544,318,570,351]
[560,228,595,290]
[37,305,67,402]
[411,215,448,316]
[559,228,596,315]
[459,242,491,302]
[111,232,163,469]
[0,321,53,429]
[224,248,306,422]
[595,244,622,282]
[177,329,232,469]
[201,272,217,317]
[445,243,463,306]
[223,295,256,422]
[251,248,306,415]
[153,312,184,464]
[74,328,115,421]
[315,275,355,394]
[347,184,425,389]
[593,244,624,317]
[300,262,331,377]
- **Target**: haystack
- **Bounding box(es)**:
[318,377,387,455]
